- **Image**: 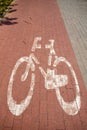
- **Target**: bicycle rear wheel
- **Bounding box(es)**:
[7,56,35,116]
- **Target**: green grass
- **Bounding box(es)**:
[0,0,13,17]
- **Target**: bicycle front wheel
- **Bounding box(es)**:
[54,57,81,116]
[7,56,35,116]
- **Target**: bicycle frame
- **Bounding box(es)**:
[21,37,68,89]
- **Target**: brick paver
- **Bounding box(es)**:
[0,0,87,130]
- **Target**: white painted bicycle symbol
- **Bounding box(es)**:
[7,37,81,116]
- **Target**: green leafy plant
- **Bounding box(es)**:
[0,0,13,17]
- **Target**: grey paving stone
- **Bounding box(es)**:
[57,0,87,89]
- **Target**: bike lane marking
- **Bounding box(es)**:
[0,0,87,130]
[7,37,81,116]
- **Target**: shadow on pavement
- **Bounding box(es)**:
[0,3,18,26]
[10,3,18,7]
[8,9,17,13]
[0,17,18,26]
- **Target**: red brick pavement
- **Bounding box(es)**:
[0,0,87,130]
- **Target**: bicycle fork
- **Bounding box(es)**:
[39,39,68,90]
